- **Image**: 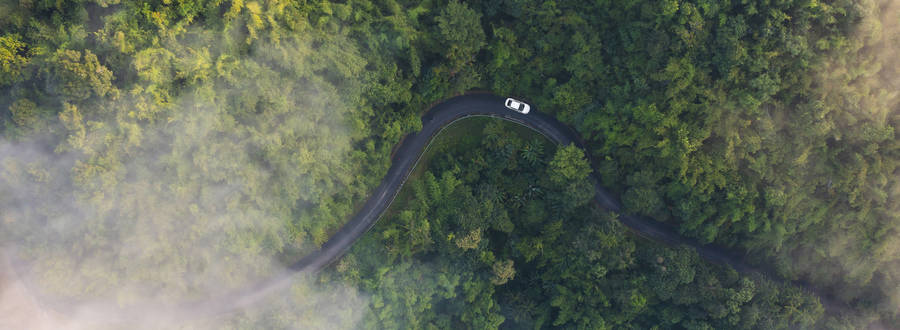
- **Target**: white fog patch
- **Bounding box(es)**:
[787,0,900,324]
[1,25,370,328]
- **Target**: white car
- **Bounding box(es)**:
[505,98,530,114]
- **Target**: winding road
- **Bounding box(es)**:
[292,93,770,279]
[8,93,842,324]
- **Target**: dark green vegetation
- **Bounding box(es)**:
[330,118,823,328]
[0,0,897,328]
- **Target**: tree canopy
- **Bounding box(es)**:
[1,0,897,328]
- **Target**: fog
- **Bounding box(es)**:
[787,0,900,325]
[1,25,369,328]
[4,0,900,328]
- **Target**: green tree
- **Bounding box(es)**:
[547,144,591,185]
[0,33,29,85]
[435,1,485,71]
[8,98,37,127]
[490,259,515,285]
[48,49,116,101]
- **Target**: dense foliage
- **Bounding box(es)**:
[0,0,897,328]
[474,0,900,324]
[329,119,823,329]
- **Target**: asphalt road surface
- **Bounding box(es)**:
[291,93,767,279]
[9,93,844,324]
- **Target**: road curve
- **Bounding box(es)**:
[9,93,842,324]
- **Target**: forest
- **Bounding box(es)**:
[0,0,898,328]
